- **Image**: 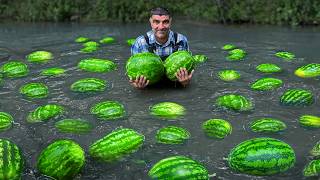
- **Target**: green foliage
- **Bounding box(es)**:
[0,0,319,25]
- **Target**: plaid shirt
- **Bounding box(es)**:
[131,30,189,57]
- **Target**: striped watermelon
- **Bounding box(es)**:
[0,61,29,78]
[89,128,144,162]
[78,58,116,73]
[202,119,232,139]
[75,36,90,43]
[256,63,282,73]
[0,112,13,131]
[55,119,93,134]
[83,41,99,47]
[70,78,106,92]
[19,82,48,99]
[250,77,283,91]
[299,115,320,128]
[99,37,115,44]
[303,159,320,177]
[27,104,64,123]
[127,38,135,46]
[228,137,296,176]
[40,67,65,77]
[90,101,125,120]
[218,70,241,82]
[227,49,246,61]
[148,156,209,179]
[193,54,208,64]
[150,102,186,119]
[295,63,320,78]
[250,118,287,133]
[37,140,85,180]
[26,51,53,63]
[222,44,236,51]
[164,51,195,81]
[156,126,190,144]
[310,141,320,158]
[280,89,313,106]
[216,94,253,111]
[80,46,98,53]
[275,51,295,60]
[0,139,24,180]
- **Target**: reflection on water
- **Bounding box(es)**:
[0,22,319,179]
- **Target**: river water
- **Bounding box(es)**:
[0,21,319,179]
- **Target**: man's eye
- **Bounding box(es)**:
[163,20,169,24]
[154,20,160,24]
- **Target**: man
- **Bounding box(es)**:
[130,7,194,89]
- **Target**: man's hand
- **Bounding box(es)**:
[175,68,194,87]
[129,75,150,89]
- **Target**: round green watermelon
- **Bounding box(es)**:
[150,102,186,119]
[0,61,29,78]
[202,119,232,139]
[156,126,190,144]
[26,51,53,63]
[164,51,195,81]
[90,101,125,120]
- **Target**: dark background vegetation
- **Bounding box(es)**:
[0,0,319,25]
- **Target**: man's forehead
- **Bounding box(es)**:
[151,15,171,20]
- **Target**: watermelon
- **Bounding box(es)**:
[126,38,136,46]
[299,115,320,128]
[164,50,195,81]
[202,119,232,139]
[216,94,253,111]
[27,104,64,123]
[149,156,209,179]
[222,44,236,51]
[0,61,29,78]
[89,128,144,162]
[294,63,320,78]
[303,159,320,177]
[310,141,320,158]
[37,140,85,180]
[75,36,90,43]
[90,101,125,120]
[126,52,165,84]
[193,54,208,64]
[280,89,313,106]
[19,82,48,99]
[40,68,65,76]
[55,119,92,134]
[250,77,283,91]
[218,70,241,81]
[227,49,246,61]
[26,51,53,63]
[150,102,186,119]
[228,137,296,176]
[0,139,24,180]
[99,37,115,44]
[0,112,13,131]
[256,63,282,73]
[77,58,116,73]
[250,118,287,133]
[275,51,295,60]
[80,46,98,53]
[156,126,190,144]
[83,41,99,47]
[70,78,106,93]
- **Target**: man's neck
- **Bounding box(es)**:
[155,36,168,45]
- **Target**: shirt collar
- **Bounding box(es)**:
[147,30,175,46]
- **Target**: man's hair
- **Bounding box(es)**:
[150,7,171,17]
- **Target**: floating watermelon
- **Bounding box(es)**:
[149,156,209,179]
[275,51,295,60]
[70,78,106,93]
[294,63,320,78]
[193,54,208,64]
[83,41,99,47]
[126,52,164,84]
[27,104,64,123]
[164,50,195,81]
[20,82,48,99]
[228,137,296,176]
[303,159,320,177]
[37,140,85,180]
[99,37,115,44]
[55,119,93,134]
[156,126,190,144]
[222,44,236,51]
[26,51,53,63]
[150,102,186,119]
[299,115,320,128]
[0,112,13,131]
[0,139,24,180]
[256,63,282,73]
[250,77,283,91]
[89,128,144,162]
[80,46,98,53]
[90,101,125,120]
[126,38,136,46]
[310,141,320,158]
[0,61,29,78]
[75,36,90,43]
[250,118,287,133]
[202,119,232,139]
[227,49,246,61]
[280,89,313,106]
[78,58,116,73]
[218,70,241,81]
[216,94,253,111]
[40,68,65,76]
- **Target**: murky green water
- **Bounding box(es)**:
[0,22,319,179]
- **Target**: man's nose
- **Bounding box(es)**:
[158,22,166,29]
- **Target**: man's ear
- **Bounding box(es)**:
[149,17,153,24]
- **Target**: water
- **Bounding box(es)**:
[0,21,319,179]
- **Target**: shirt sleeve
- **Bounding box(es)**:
[131,36,149,56]
[177,34,189,52]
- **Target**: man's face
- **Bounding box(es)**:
[150,15,171,40]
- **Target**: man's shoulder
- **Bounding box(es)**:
[176,32,188,43]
